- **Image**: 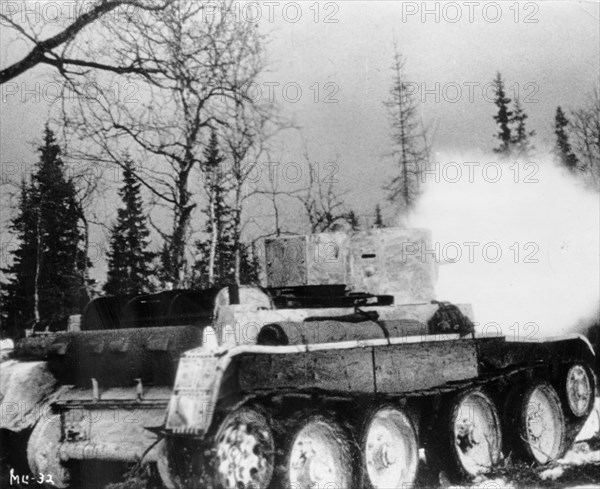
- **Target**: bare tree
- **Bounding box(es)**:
[294,153,347,233]
[570,89,600,187]
[385,46,429,212]
[248,150,295,241]
[252,150,347,240]
[0,0,175,84]
[60,0,265,287]
[219,96,284,283]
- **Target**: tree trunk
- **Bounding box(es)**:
[233,183,242,285]
[33,206,41,325]
[207,175,217,286]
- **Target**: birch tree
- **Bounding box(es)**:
[60,0,266,287]
[0,0,175,84]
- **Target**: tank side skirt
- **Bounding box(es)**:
[235,340,481,395]
[233,365,536,404]
[167,334,595,438]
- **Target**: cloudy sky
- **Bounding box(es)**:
[1,1,599,274]
[2,1,598,207]
[264,1,599,200]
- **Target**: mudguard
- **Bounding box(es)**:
[0,360,60,432]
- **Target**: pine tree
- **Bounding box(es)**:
[554,106,579,171]
[104,156,154,296]
[1,127,88,336]
[385,47,429,212]
[492,72,513,156]
[374,204,384,228]
[511,99,535,158]
[346,211,360,231]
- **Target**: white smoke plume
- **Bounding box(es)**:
[409,153,599,339]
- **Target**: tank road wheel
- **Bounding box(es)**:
[286,415,353,489]
[436,389,502,480]
[157,439,180,489]
[516,382,566,464]
[157,437,209,489]
[27,416,71,488]
[362,406,419,489]
[564,364,595,418]
[212,407,275,489]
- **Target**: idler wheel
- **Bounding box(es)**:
[516,382,566,464]
[27,415,71,488]
[362,406,418,488]
[563,363,595,418]
[212,407,275,489]
[285,415,353,489]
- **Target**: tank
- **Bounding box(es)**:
[1,227,596,489]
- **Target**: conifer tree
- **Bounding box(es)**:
[0,182,37,337]
[385,47,429,211]
[193,132,258,288]
[1,127,87,336]
[374,204,384,228]
[346,211,360,231]
[194,132,236,288]
[511,99,535,158]
[492,72,513,156]
[104,156,154,296]
[554,106,579,170]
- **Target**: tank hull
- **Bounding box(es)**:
[1,272,596,488]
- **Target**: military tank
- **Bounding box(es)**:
[1,227,596,489]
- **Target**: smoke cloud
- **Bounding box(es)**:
[409,153,599,339]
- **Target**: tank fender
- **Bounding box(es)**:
[0,360,63,432]
[165,347,225,435]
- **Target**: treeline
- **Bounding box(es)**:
[491,72,599,181]
[1,129,89,336]
[387,66,600,214]
[0,125,384,338]
[0,128,260,337]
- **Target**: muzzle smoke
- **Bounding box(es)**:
[409,153,599,338]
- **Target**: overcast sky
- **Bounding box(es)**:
[264,0,599,199]
[1,1,599,266]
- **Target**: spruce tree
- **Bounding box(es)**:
[104,157,154,296]
[554,106,579,170]
[492,72,513,156]
[239,243,260,286]
[1,182,38,338]
[194,132,237,288]
[1,127,87,336]
[511,99,535,158]
[192,132,260,289]
[374,204,384,228]
[385,47,429,211]
[346,211,360,231]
